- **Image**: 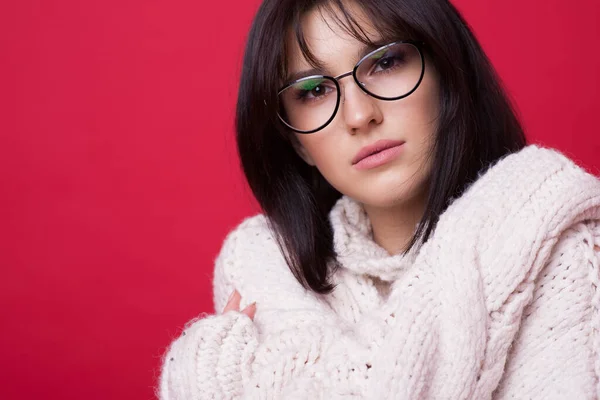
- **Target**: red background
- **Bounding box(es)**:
[1,0,598,399]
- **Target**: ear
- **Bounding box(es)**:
[290,136,316,166]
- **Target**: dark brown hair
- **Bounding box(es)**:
[235,0,527,294]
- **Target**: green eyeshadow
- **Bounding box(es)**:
[297,78,324,91]
[370,48,388,60]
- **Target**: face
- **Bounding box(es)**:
[284,3,440,210]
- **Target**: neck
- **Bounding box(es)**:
[362,194,427,256]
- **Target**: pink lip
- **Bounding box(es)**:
[352,139,405,170]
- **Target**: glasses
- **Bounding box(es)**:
[277,40,426,134]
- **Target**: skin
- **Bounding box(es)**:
[229,2,441,314]
[223,289,256,320]
[289,3,441,256]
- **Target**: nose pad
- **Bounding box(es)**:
[341,80,367,103]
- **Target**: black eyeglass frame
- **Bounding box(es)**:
[277,40,426,134]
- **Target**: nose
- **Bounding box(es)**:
[339,78,383,134]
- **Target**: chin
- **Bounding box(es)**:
[343,171,429,210]
[352,191,411,210]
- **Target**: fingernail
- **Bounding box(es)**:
[243,302,257,317]
[227,291,236,302]
[248,302,257,319]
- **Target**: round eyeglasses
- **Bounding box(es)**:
[277,40,426,134]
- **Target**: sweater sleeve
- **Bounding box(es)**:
[158,311,259,400]
[493,221,600,399]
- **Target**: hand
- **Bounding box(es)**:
[223,289,257,320]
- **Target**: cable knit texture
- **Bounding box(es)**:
[158,145,600,399]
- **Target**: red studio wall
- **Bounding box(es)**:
[0,0,598,399]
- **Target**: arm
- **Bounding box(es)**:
[493,221,600,399]
[216,217,381,398]
[158,216,378,399]
[158,311,259,400]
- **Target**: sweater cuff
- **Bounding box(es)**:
[159,311,258,400]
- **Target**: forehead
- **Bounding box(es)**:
[284,3,381,72]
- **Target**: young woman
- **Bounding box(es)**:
[158,0,600,398]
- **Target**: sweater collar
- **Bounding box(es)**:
[328,195,420,282]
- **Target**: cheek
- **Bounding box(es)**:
[296,134,354,192]
[297,134,340,169]
[383,73,439,131]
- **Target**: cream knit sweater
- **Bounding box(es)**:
[158,145,600,399]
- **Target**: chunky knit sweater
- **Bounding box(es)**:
[158,145,600,399]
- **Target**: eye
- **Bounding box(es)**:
[304,84,327,98]
[358,45,410,77]
[372,52,406,73]
[293,79,335,101]
[376,57,395,70]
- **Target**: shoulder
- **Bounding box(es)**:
[534,219,599,295]
[493,220,600,397]
[549,219,599,269]
[213,214,309,309]
[216,214,280,267]
[212,214,276,310]
[530,219,599,319]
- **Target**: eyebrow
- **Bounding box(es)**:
[284,41,385,85]
[285,68,324,84]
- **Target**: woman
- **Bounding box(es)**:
[158,0,600,398]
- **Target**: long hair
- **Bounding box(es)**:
[235,0,527,294]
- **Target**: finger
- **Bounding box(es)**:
[241,302,257,320]
[222,290,241,314]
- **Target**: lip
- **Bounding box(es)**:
[352,139,406,169]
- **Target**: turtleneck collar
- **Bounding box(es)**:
[328,195,420,282]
